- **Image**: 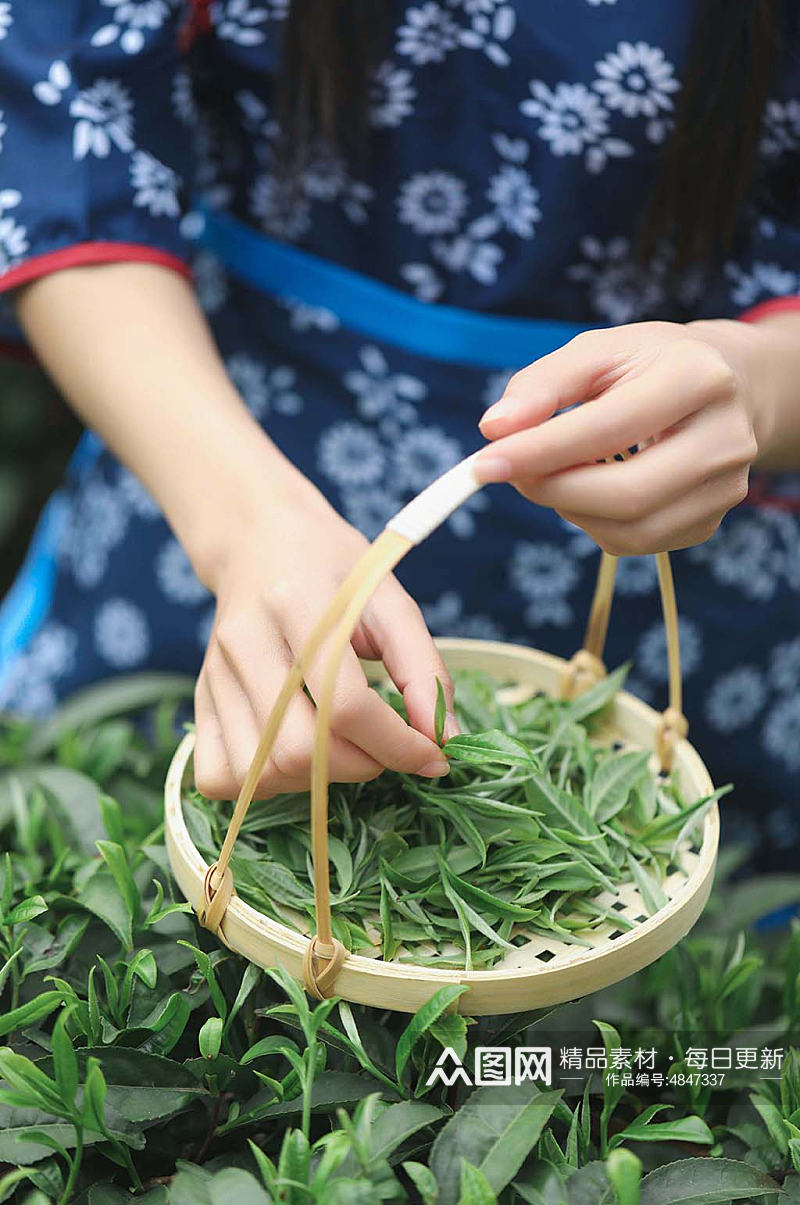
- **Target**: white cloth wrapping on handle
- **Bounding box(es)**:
[385,452,483,545]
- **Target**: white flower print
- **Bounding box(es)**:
[94,599,150,668]
[345,345,426,423]
[0,190,26,276]
[768,636,800,695]
[762,694,800,772]
[341,179,375,225]
[226,353,303,419]
[340,486,403,541]
[130,151,181,217]
[370,61,417,129]
[0,623,78,718]
[614,556,658,596]
[172,68,198,127]
[761,98,800,158]
[391,426,461,492]
[297,143,374,224]
[397,4,461,66]
[705,666,767,733]
[63,480,130,588]
[567,237,665,324]
[689,516,783,602]
[212,0,269,46]
[447,489,488,539]
[765,804,800,852]
[26,623,78,679]
[486,165,540,238]
[423,591,504,640]
[521,81,632,174]
[280,297,340,333]
[70,79,134,160]
[593,42,680,120]
[302,144,347,202]
[91,0,172,56]
[0,110,6,155]
[636,616,702,683]
[318,423,386,488]
[116,466,160,519]
[586,0,617,5]
[0,2,11,39]
[236,90,280,152]
[33,60,72,107]
[457,3,516,68]
[400,262,444,303]
[491,131,530,164]
[155,538,209,605]
[482,368,516,407]
[449,0,507,14]
[250,174,311,240]
[509,542,580,628]
[725,261,799,309]
[397,171,468,236]
[433,216,504,285]
[193,251,229,315]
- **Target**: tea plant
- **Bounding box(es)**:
[0,675,797,1203]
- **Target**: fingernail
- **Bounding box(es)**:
[474,454,513,484]
[420,758,450,778]
[444,711,460,740]
[480,397,515,430]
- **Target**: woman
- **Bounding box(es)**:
[0,1,798,866]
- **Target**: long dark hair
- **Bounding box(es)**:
[278,0,780,269]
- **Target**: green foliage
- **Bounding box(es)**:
[0,679,796,1201]
[188,669,727,971]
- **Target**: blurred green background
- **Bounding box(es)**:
[0,358,80,595]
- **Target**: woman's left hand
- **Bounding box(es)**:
[474,319,776,555]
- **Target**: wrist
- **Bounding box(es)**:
[686,317,784,462]
[179,428,331,593]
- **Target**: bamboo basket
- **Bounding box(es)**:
[165,455,719,1015]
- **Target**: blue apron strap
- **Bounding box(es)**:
[197,206,597,370]
[0,432,103,673]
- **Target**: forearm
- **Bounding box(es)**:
[15,263,319,587]
[690,313,800,472]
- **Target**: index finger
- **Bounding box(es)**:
[282,605,449,776]
[474,339,706,485]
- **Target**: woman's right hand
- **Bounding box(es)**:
[192,467,456,800]
[15,262,453,800]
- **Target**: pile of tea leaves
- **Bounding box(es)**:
[185,666,727,971]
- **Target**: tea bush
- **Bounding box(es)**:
[0,675,799,1204]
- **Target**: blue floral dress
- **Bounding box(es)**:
[1,1,799,865]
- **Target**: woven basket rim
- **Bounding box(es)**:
[165,637,719,995]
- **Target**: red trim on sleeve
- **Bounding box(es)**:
[738,295,800,324]
[0,243,192,294]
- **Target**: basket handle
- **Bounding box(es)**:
[197,453,688,996]
[560,549,687,771]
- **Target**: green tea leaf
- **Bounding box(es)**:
[395,985,468,1083]
[445,731,535,769]
[430,1084,562,1205]
[435,677,447,747]
[199,1016,223,1060]
[5,895,48,927]
[639,1157,780,1204]
[51,1010,78,1112]
[0,991,65,1039]
[589,751,650,823]
[458,1161,497,1204]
